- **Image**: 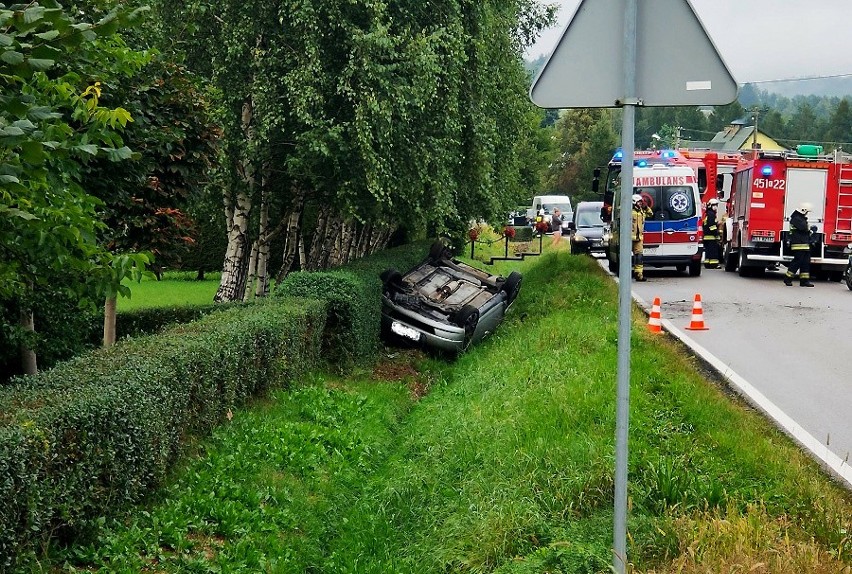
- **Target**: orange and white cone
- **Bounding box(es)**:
[647,297,663,333]
[685,293,709,331]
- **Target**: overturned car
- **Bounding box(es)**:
[380,241,522,355]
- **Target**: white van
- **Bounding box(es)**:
[526,195,573,232]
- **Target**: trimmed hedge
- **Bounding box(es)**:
[273,240,431,368]
[0,298,325,570]
[0,239,432,568]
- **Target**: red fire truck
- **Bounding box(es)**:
[677,148,746,206]
[721,146,852,279]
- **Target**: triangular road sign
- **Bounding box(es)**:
[530,0,738,108]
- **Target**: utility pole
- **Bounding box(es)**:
[751,107,760,159]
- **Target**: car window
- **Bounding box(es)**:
[542,202,572,213]
[635,186,696,221]
[576,208,604,227]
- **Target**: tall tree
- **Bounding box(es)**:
[152,0,556,301]
[0,1,151,373]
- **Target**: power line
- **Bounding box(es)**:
[742,72,852,85]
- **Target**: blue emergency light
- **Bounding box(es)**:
[761,166,773,177]
[637,160,647,167]
[614,150,624,160]
[662,150,676,158]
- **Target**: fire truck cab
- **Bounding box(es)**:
[722,146,852,279]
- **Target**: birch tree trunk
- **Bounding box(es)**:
[242,239,259,301]
[103,296,117,348]
[214,97,256,302]
[306,205,330,271]
[274,197,304,284]
[19,308,37,375]
[253,184,271,297]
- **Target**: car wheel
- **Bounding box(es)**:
[607,253,618,274]
[454,305,480,351]
[676,264,686,273]
[688,260,702,277]
[500,272,523,304]
[429,240,450,261]
[380,269,403,293]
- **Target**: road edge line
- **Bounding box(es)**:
[632,291,852,489]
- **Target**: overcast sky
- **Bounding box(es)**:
[526,0,852,85]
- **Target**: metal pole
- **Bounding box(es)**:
[613,0,637,572]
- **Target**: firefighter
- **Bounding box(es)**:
[784,202,815,287]
[702,198,721,268]
[631,194,652,281]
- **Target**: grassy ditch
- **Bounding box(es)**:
[19,247,852,573]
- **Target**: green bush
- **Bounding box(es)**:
[112,302,240,340]
[0,298,325,570]
[512,226,534,242]
[273,240,431,368]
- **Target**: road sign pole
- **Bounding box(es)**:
[613,0,637,572]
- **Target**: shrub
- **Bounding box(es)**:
[0,298,325,570]
[273,240,431,369]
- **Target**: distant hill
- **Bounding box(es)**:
[758,76,852,99]
[524,55,851,100]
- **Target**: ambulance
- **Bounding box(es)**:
[602,152,704,277]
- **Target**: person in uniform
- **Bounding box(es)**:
[702,198,721,268]
[784,202,815,287]
[631,194,652,281]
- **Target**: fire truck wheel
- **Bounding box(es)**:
[737,246,752,277]
[723,243,737,272]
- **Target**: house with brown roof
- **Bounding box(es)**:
[683,117,787,152]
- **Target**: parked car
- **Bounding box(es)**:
[380,241,522,355]
[568,201,606,255]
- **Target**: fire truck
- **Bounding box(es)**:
[677,148,746,206]
[600,150,704,276]
[721,145,852,279]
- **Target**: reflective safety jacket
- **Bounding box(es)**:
[702,209,718,239]
[789,210,811,250]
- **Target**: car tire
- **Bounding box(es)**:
[454,305,480,351]
[688,261,702,277]
[380,269,403,293]
[429,240,450,261]
[500,272,523,304]
[845,266,852,290]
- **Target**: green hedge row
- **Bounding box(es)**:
[0,240,433,569]
[273,240,431,368]
[0,298,325,570]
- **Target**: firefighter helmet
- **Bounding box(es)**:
[706,198,719,207]
[798,202,813,214]
[632,194,643,205]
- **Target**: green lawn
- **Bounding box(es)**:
[22,246,852,573]
[117,272,222,311]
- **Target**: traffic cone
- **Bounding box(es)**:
[685,293,709,331]
[647,297,663,333]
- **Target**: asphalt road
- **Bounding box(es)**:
[599,256,852,485]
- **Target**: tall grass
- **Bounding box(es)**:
[21,245,852,573]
